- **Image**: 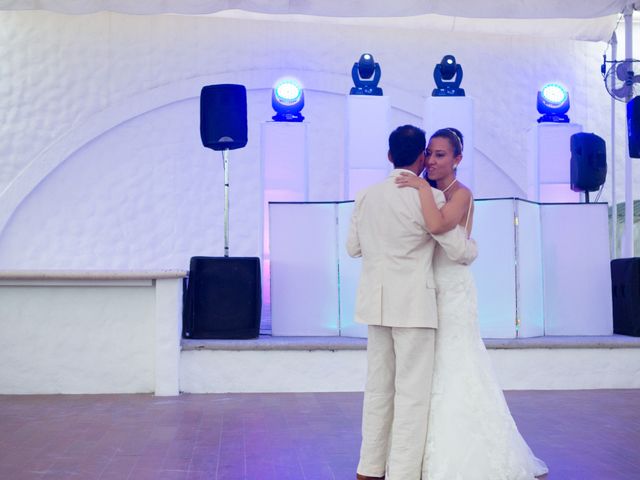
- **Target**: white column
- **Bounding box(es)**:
[261,122,309,307]
[527,122,582,203]
[622,7,634,258]
[423,96,474,190]
[154,278,183,396]
[345,95,391,199]
[261,122,309,201]
[611,32,618,258]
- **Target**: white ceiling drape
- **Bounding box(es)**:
[0,0,632,18]
[0,0,636,41]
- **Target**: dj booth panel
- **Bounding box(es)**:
[514,199,545,338]
[269,200,612,338]
[470,200,518,338]
[269,203,340,336]
[541,203,613,335]
[336,202,368,338]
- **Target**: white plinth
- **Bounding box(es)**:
[345,95,391,199]
[527,122,582,202]
[424,96,474,190]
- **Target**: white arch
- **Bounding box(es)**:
[0,68,515,235]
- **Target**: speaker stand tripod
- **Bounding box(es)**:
[222,148,230,257]
[182,147,262,339]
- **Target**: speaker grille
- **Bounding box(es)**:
[570,132,607,192]
[183,257,262,339]
[200,84,248,151]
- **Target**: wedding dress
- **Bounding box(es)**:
[422,223,549,480]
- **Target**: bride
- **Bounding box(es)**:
[395,128,549,480]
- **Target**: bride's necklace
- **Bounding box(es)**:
[441,178,458,194]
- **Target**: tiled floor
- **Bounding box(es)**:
[0,390,638,480]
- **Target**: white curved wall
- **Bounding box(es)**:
[0,11,627,269]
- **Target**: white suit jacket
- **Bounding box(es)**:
[346,169,477,328]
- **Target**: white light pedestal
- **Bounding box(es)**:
[345,95,391,200]
[423,96,474,191]
[261,122,309,309]
[527,122,582,202]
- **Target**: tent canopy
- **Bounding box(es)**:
[0,0,636,41]
[0,0,633,18]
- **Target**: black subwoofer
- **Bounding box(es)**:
[611,258,640,337]
[183,256,262,339]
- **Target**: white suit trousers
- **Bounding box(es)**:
[357,325,436,480]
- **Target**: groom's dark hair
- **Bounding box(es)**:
[388,125,426,168]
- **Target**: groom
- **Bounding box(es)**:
[347,125,476,480]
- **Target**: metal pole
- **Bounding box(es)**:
[222,148,230,257]
[612,32,618,258]
[623,7,634,258]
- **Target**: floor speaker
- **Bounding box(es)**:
[183,257,262,339]
[611,258,640,337]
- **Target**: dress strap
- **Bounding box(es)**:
[464,194,474,234]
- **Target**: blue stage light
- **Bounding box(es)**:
[537,83,570,123]
[350,53,383,96]
[432,54,465,97]
[272,78,305,122]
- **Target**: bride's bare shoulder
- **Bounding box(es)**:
[449,182,473,202]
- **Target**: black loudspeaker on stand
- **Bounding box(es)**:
[200,84,248,151]
[611,258,640,337]
[627,96,640,158]
[570,132,607,203]
[183,84,262,339]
